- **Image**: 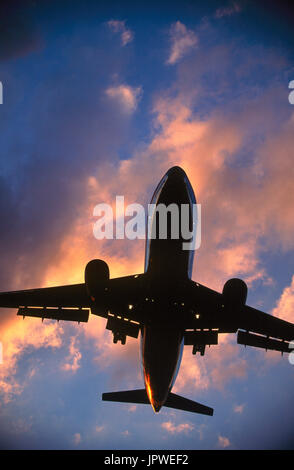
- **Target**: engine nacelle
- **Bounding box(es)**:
[222,278,247,307]
[85,259,110,317]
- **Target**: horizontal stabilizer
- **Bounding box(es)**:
[102,389,149,404]
[102,389,213,415]
[165,392,213,416]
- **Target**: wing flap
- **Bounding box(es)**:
[17,307,89,323]
[237,330,291,353]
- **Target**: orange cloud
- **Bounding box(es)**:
[234,403,245,413]
[73,433,81,445]
[218,435,231,448]
[161,421,194,434]
[107,20,133,46]
[271,275,294,324]
[61,336,82,373]
[166,22,197,65]
[105,84,142,114]
[0,317,63,403]
[173,348,210,394]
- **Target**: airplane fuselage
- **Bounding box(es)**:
[141,166,196,412]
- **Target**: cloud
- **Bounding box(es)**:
[174,337,248,394]
[172,348,210,393]
[95,425,105,433]
[10,417,33,435]
[61,336,82,373]
[234,403,245,413]
[161,421,194,434]
[128,405,137,412]
[0,318,63,403]
[215,2,242,18]
[218,435,231,448]
[166,21,197,65]
[107,20,133,46]
[105,84,142,114]
[73,433,81,445]
[271,275,294,323]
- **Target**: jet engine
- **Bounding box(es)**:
[85,259,110,317]
[222,278,248,307]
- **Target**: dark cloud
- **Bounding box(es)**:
[0,1,43,61]
[0,21,134,320]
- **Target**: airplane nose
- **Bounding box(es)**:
[166,166,187,180]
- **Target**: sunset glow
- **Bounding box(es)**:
[0,0,294,450]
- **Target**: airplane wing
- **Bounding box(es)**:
[0,284,91,309]
[184,280,294,354]
[0,284,91,322]
[236,305,294,353]
[0,274,146,338]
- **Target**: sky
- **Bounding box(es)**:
[0,0,294,450]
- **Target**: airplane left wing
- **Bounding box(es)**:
[0,284,91,322]
[0,274,147,337]
[0,284,91,309]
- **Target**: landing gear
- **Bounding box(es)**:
[113,331,126,345]
[106,314,140,345]
[192,344,206,356]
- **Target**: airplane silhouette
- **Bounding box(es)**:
[1,166,294,415]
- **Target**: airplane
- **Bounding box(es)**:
[1,165,294,416]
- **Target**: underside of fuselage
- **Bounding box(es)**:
[142,325,184,412]
[141,166,196,412]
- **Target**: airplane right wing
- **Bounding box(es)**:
[183,280,294,355]
[236,305,294,353]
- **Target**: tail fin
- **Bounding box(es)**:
[102,389,213,416]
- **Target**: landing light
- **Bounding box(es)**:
[195,314,200,319]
